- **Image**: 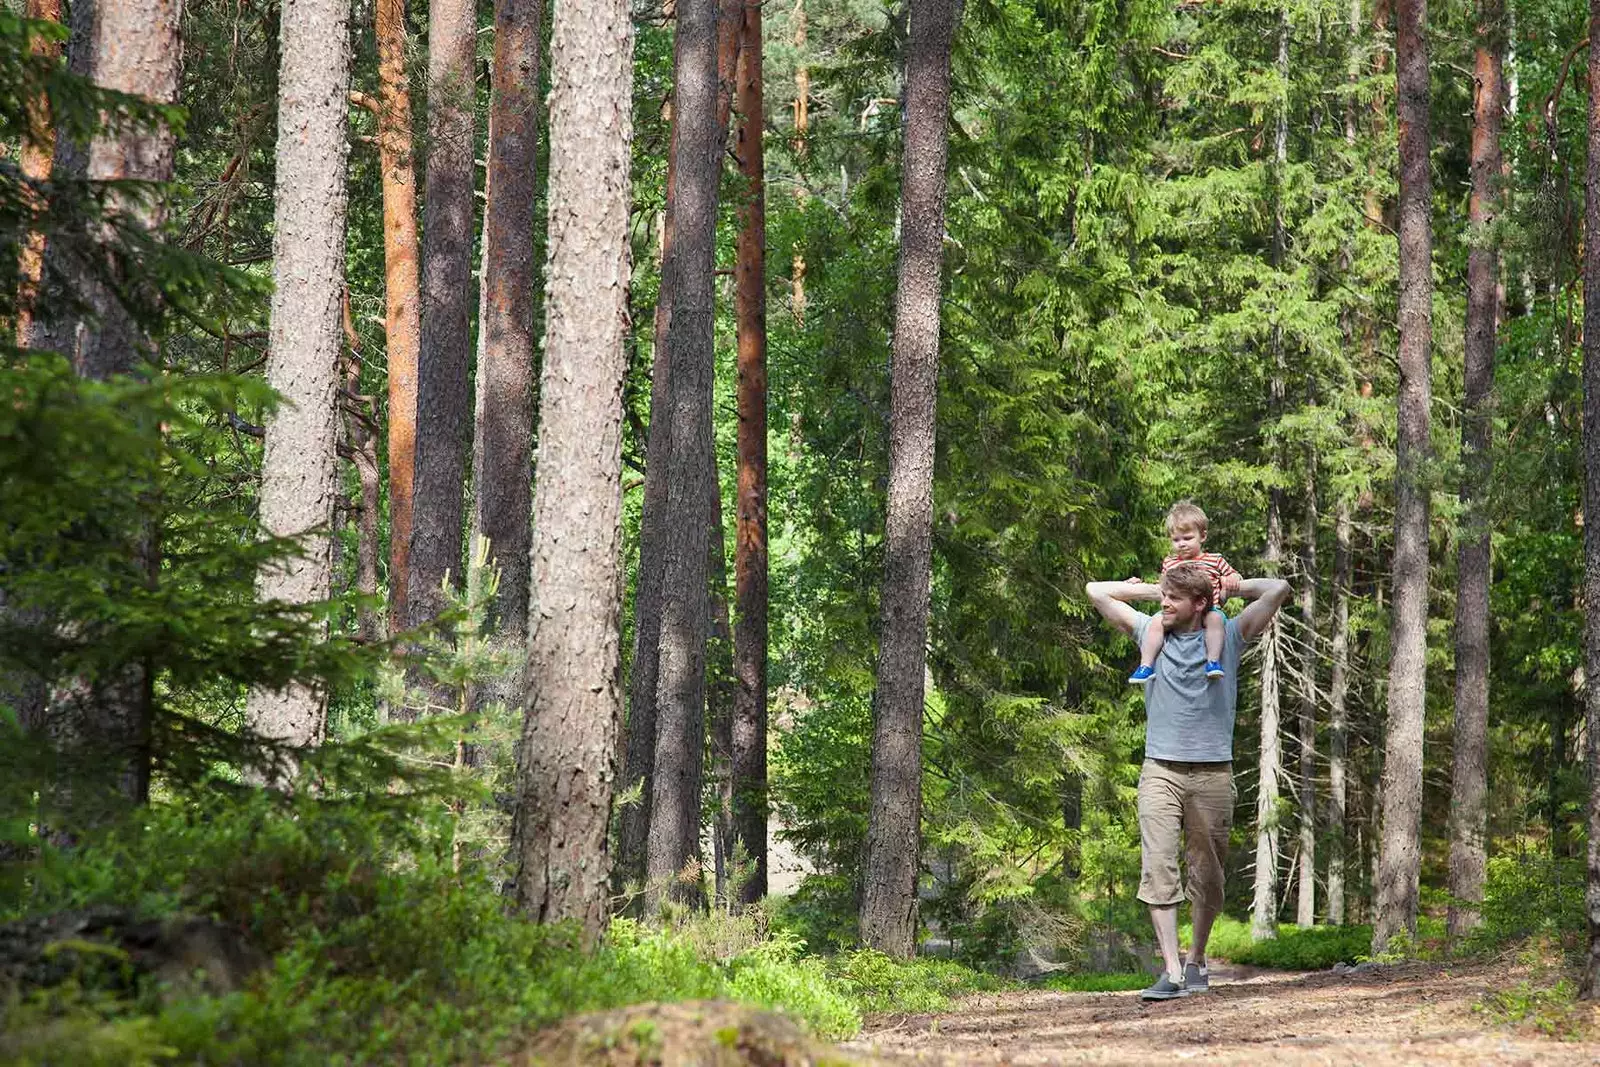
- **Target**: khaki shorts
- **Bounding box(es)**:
[1136,758,1234,910]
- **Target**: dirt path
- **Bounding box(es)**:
[845,961,1600,1065]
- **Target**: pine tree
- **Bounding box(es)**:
[859,0,961,958]
[510,0,633,945]
[247,0,354,752]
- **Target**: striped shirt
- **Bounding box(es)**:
[1159,552,1240,608]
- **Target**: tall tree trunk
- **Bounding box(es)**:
[618,0,743,891]
[14,0,62,344]
[858,0,960,958]
[1297,468,1319,928]
[642,0,730,911]
[342,290,383,645]
[374,0,424,639]
[1373,0,1434,957]
[1583,0,1600,996]
[790,0,807,321]
[409,0,477,639]
[1448,0,1503,941]
[247,0,353,752]
[708,467,737,907]
[1327,497,1353,924]
[1252,9,1290,944]
[509,0,632,946]
[472,0,543,644]
[731,0,769,907]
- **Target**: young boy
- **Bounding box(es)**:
[1127,501,1242,684]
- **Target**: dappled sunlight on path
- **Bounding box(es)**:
[846,961,1600,1065]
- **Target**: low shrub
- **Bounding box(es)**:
[1192,916,1374,969]
[1038,972,1150,992]
[825,949,1009,1015]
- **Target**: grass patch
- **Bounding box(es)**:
[1475,978,1592,1040]
[1039,972,1151,992]
[1188,916,1373,970]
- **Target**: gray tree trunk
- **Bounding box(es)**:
[409,0,478,638]
[509,0,633,946]
[247,0,353,752]
[858,0,960,958]
[643,0,725,911]
[472,0,542,642]
[1447,0,1503,942]
[1297,469,1319,929]
[1580,0,1600,999]
[1374,0,1434,958]
[1252,10,1289,944]
[1327,497,1353,924]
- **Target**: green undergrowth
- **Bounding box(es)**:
[0,791,1006,1065]
[1474,976,1589,1040]
[1194,916,1377,969]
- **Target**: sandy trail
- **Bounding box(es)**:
[845,961,1600,1065]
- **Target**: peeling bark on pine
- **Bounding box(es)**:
[472,0,542,641]
[510,0,632,946]
[1448,0,1502,941]
[643,0,725,912]
[1327,497,1353,924]
[1374,0,1434,958]
[859,0,959,958]
[409,0,477,637]
[1581,0,1600,999]
[1297,474,1318,929]
[247,0,353,751]
[732,0,769,907]
[374,0,423,639]
[13,0,62,344]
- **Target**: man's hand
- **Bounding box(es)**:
[1235,577,1293,643]
[1086,580,1161,638]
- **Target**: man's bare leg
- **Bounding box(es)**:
[1150,904,1183,980]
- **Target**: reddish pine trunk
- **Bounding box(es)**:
[731,0,769,906]
[1374,0,1434,958]
[13,0,62,344]
[1448,0,1503,941]
[510,0,633,945]
[373,0,424,639]
[859,0,960,958]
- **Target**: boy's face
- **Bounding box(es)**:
[1169,523,1206,560]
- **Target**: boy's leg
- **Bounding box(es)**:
[1203,608,1225,664]
[1140,614,1166,667]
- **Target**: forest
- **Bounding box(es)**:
[5,0,1600,1058]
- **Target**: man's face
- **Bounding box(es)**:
[1169,523,1205,560]
[1160,585,1208,630]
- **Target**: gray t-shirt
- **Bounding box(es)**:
[1133,612,1249,763]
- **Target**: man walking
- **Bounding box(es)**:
[1086,563,1292,1000]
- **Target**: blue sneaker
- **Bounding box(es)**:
[1205,660,1225,679]
[1128,665,1155,685]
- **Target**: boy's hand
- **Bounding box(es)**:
[1124,575,1143,586]
[1222,572,1242,594]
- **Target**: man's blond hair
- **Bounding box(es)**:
[1161,561,1214,606]
[1165,500,1209,536]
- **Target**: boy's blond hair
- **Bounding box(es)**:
[1165,500,1209,536]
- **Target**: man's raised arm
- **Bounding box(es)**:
[1234,577,1293,643]
[1085,580,1160,638]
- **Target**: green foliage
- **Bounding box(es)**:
[1194,916,1373,970]
[1038,971,1151,992]
[1466,854,1587,952]
[824,949,1009,1015]
[1475,978,1589,1040]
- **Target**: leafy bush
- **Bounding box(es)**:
[1193,916,1374,969]
[825,949,1009,1014]
[1467,854,1585,952]
[1039,972,1151,992]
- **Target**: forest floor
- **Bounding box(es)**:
[844,959,1600,1065]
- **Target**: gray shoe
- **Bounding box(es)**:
[1184,962,1209,993]
[1140,973,1188,1001]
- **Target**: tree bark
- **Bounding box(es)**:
[1373,0,1434,958]
[1297,468,1319,929]
[643,0,727,912]
[1327,496,1353,924]
[732,0,769,907]
[1448,0,1503,942]
[342,290,383,645]
[619,0,743,891]
[1252,10,1289,944]
[373,0,424,639]
[409,0,477,638]
[1583,0,1600,997]
[708,466,737,906]
[13,0,63,344]
[509,0,632,946]
[858,0,960,958]
[472,0,543,645]
[247,0,353,752]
